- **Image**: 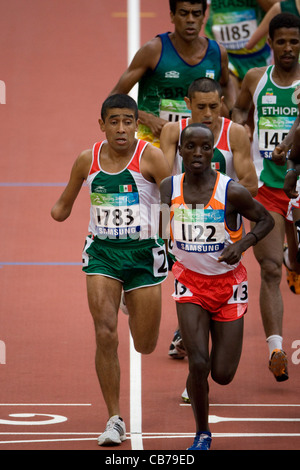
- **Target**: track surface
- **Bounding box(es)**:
[1,0,300,451]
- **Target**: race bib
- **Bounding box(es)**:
[91,192,141,240]
[258,116,294,160]
[173,207,225,253]
[227,281,248,304]
[212,10,257,51]
[172,279,193,300]
[159,99,191,123]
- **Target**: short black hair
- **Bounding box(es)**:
[187,77,223,99]
[101,94,138,121]
[169,0,207,15]
[181,123,214,145]
[269,12,300,40]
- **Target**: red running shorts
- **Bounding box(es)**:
[172,261,248,322]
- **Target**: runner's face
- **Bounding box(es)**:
[179,127,213,173]
[270,27,300,70]
[186,91,222,130]
[170,2,204,41]
[99,108,138,151]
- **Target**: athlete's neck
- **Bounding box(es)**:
[190,117,222,144]
[272,63,300,87]
[169,33,207,65]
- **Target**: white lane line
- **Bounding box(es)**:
[0,432,300,445]
[0,438,97,444]
[127,0,139,103]
[127,0,143,452]
[209,415,300,423]
[181,403,300,407]
[129,334,143,450]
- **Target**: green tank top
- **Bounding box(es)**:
[205,0,266,55]
[137,32,222,146]
[253,66,299,188]
[281,0,299,17]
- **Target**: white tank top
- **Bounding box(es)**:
[170,172,243,275]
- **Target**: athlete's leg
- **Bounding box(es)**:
[86,275,122,417]
[251,211,285,339]
[285,215,300,274]
[295,208,300,264]
[210,317,244,385]
[124,284,162,354]
[176,302,211,433]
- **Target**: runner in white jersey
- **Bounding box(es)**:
[160,77,257,363]
[160,123,274,450]
[232,12,300,382]
[160,77,257,196]
[51,94,171,447]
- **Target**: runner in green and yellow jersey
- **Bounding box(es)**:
[110,1,235,147]
[205,0,273,86]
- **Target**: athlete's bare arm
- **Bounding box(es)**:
[160,122,181,171]
[219,181,274,264]
[51,150,92,222]
[109,38,167,136]
[232,67,266,125]
[140,144,172,186]
[218,44,237,112]
[229,122,258,196]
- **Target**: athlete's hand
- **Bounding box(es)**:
[139,111,168,138]
[272,144,288,166]
[218,244,243,265]
[283,170,299,199]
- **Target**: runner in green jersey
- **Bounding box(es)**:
[205,0,272,83]
[232,12,300,382]
[246,0,300,51]
[51,94,171,447]
[110,1,235,147]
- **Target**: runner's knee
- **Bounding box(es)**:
[211,366,236,386]
[188,354,210,379]
[94,321,119,353]
[260,258,282,284]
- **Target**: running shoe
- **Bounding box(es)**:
[168,329,187,359]
[283,246,300,294]
[181,388,190,403]
[187,432,212,450]
[98,415,127,446]
[269,349,289,382]
[285,265,300,294]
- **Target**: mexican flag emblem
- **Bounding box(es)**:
[119,185,133,193]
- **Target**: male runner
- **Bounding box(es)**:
[205,0,273,89]
[160,77,257,195]
[232,12,300,381]
[109,0,235,147]
[246,0,300,50]
[160,76,257,365]
[160,123,274,450]
[51,94,171,446]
